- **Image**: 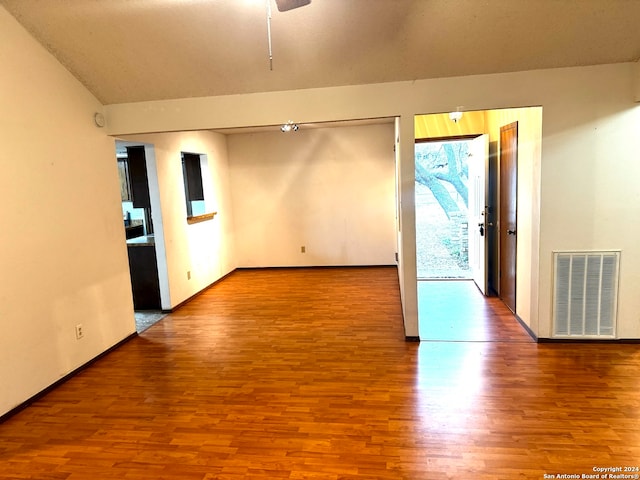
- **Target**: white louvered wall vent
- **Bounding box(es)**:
[553,251,620,338]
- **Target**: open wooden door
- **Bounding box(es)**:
[499,122,518,313]
[468,134,489,294]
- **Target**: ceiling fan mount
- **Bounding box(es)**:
[274,0,311,12]
[264,0,311,70]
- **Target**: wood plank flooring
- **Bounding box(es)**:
[418,280,533,342]
[1,267,639,479]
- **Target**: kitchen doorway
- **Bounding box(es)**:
[116,141,170,332]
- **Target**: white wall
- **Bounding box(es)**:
[106,62,640,340]
[118,130,236,308]
[394,118,409,335]
[227,124,397,267]
[537,69,640,338]
[634,60,640,102]
[0,6,135,416]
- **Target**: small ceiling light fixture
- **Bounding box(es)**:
[281,120,299,132]
[449,106,464,123]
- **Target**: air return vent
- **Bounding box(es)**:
[553,251,620,338]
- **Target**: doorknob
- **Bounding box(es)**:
[478,223,485,236]
[507,229,516,235]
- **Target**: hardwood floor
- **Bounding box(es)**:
[418,280,533,342]
[1,267,639,479]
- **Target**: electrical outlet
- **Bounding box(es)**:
[301,246,306,253]
[75,324,84,339]
[187,270,191,280]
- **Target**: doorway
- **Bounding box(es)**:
[415,138,473,280]
[115,141,170,332]
[415,108,541,341]
[415,133,490,341]
[414,133,489,290]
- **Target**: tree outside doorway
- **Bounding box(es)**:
[415,139,471,279]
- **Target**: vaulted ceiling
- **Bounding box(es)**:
[2,0,640,105]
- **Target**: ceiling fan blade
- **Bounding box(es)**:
[275,0,311,12]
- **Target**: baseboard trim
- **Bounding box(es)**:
[162,269,237,313]
[514,314,539,342]
[405,336,421,343]
[513,314,640,343]
[236,265,398,271]
[0,332,138,424]
[537,337,640,344]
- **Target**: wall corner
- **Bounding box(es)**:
[634,60,640,102]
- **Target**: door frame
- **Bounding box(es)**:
[468,134,489,295]
[414,134,481,281]
[116,141,171,312]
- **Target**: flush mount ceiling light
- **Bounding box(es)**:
[449,107,464,123]
[281,120,299,132]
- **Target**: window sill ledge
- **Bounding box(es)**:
[186,212,217,225]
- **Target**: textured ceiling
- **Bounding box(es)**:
[2,0,640,105]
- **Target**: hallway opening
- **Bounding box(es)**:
[417,279,532,342]
[413,107,543,341]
